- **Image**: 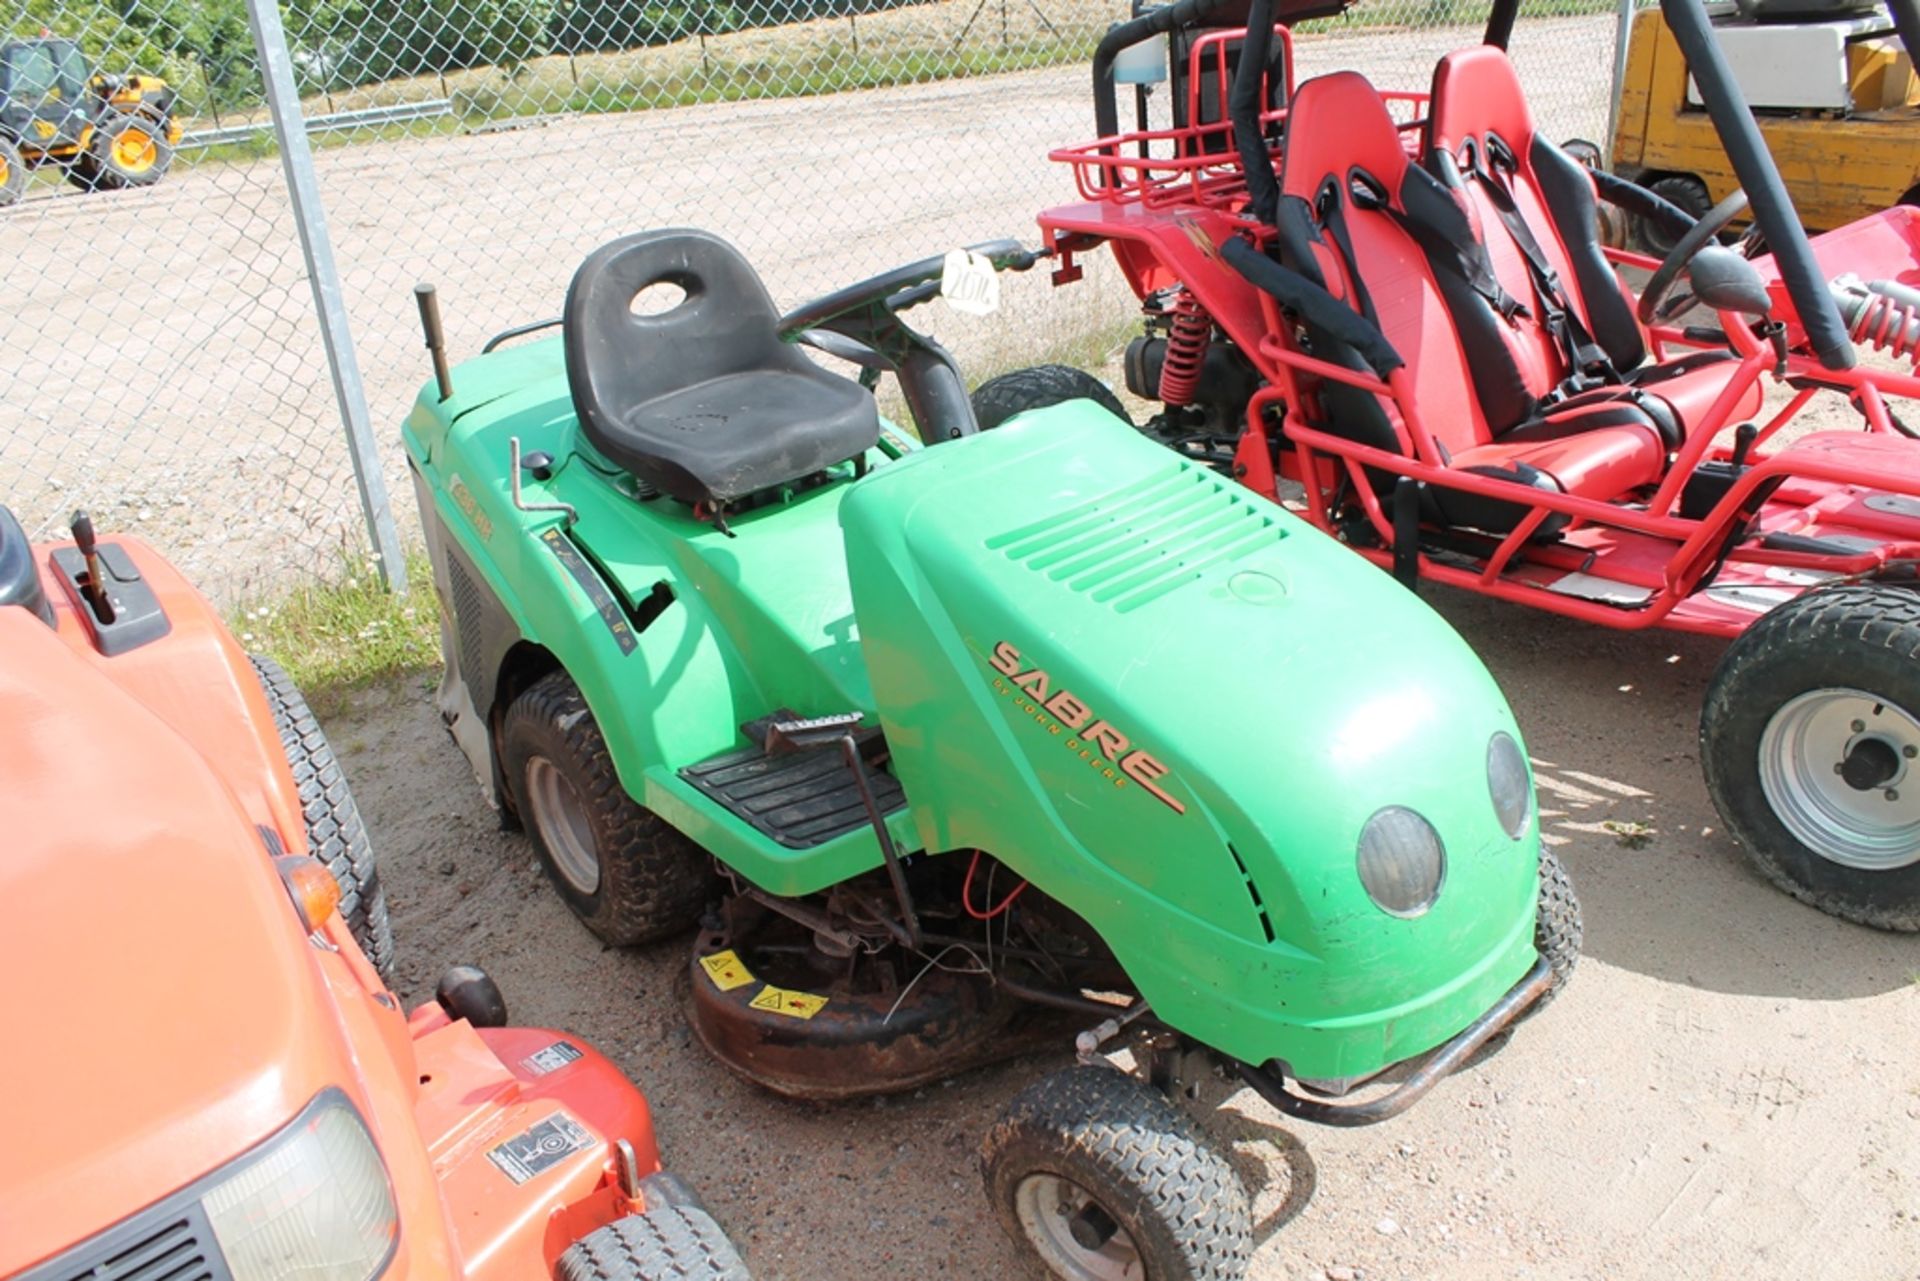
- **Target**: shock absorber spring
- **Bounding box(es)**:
[1834,276,1920,366]
[1157,290,1213,408]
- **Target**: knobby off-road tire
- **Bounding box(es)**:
[556,1206,750,1281]
[982,1065,1252,1281]
[1535,847,1582,1006]
[250,654,396,979]
[1701,584,1920,931]
[501,669,717,946]
[972,364,1132,432]
[0,137,25,207]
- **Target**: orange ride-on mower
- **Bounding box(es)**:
[1023,0,1920,930]
[0,504,750,1280]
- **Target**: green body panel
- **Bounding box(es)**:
[403,338,916,897]
[405,341,1540,1079]
[839,410,1537,1077]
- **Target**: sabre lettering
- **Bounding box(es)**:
[988,640,1186,815]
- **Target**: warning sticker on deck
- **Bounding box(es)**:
[699,949,754,991]
[747,984,828,1020]
[487,1112,593,1185]
[521,1040,584,1076]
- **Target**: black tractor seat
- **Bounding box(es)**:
[563,228,880,508]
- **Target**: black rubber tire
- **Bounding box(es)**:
[981,1065,1252,1281]
[250,654,396,979]
[1632,174,1712,258]
[1701,584,1920,931]
[556,1206,751,1281]
[971,364,1132,432]
[0,137,25,207]
[65,150,101,191]
[1534,847,1582,1007]
[89,114,172,190]
[501,669,717,946]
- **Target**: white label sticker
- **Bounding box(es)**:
[941,249,1001,317]
[521,1040,584,1076]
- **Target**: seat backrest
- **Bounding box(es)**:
[1426,46,1646,376]
[1275,71,1497,461]
[564,227,811,465]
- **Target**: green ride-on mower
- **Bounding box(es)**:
[402,229,1581,1280]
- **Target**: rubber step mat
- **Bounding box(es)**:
[681,730,906,850]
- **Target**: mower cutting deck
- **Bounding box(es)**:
[1027,0,1920,931]
[403,226,1577,1279]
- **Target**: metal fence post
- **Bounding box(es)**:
[244,0,409,593]
[1606,0,1638,155]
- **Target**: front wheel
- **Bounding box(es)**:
[89,114,172,190]
[972,364,1131,432]
[1701,584,1920,931]
[0,136,25,207]
[501,669,718,945]
[981,1065,1252,1281]
[556,1206,750,1280]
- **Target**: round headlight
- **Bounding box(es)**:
[1487,731,1532,840]
[1357,806,1446,918]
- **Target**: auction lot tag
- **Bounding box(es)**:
[941,249,1000,316]
[748,984,828,1020]
[488,1111,592,1185]
[699,949,755,991]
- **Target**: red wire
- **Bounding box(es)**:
[962,849,1028,921]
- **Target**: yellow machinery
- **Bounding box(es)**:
[0,36,180,208]
[1610,1,1920,251]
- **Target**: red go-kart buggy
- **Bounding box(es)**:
[1013,0,1920,930]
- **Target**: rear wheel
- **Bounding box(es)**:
[1633,173,1711,259]
[972,364,1131,432]
[501,669,717,945]
[89,114,172,190]
[1701,584,1920,931]
[0,137,24,207]
[251,654,396,979]
[1534,847,1581,1006]
[982,1066,1252,1281]
[556,1206,750,1280]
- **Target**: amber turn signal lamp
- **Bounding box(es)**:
[275,855,341,932]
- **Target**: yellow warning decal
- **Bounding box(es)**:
[747,984,828,1020]
[698,949,754,991]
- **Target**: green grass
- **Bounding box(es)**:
[230,549,441,714]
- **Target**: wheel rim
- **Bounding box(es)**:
[524,755,601,894]
[1013,1174,1144,1281]
[113,127,155,173]
[1758,688,1920,871]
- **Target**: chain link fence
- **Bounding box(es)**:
[1,0,1626,602]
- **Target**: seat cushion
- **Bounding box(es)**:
[1626,350,1763,442]
[610,367,880,506]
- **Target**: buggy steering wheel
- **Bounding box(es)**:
[1637,189,1750,324]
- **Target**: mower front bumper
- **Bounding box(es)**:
[1235,955,1554,1126]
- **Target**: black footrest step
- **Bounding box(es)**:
[681,714,905,849]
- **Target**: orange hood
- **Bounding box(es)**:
[0,610,345,1271]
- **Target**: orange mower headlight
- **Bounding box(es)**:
[203,1090,398,1280]
[275,855,341,932]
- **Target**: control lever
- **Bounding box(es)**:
[1729,422,1757,470]
[69,510,115,624]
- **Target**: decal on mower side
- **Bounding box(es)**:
[486,1111,593,1184]
[987,640,1185,815]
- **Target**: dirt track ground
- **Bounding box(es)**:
[339,579,1920,1281]
[2,15,1620,598]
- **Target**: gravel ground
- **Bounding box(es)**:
[337,576,1920,1281]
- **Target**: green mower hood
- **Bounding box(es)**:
[841,405,1540,1076]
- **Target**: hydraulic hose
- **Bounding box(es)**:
[1658,0,1854,370]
